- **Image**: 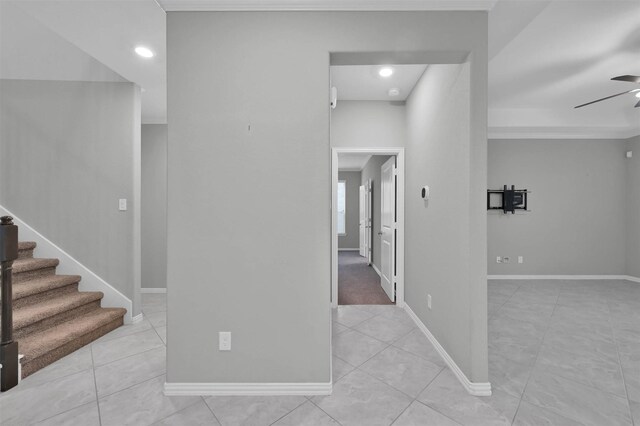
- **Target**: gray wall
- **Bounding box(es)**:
[142,124,168,289]
[167,11,487,385]
[627,135,640,278]
[488,139,628,276]
[331,101,406,148]
[361,155,392,272]
[405,63,488,382]
[338,171,360,250]
[0,79,141,314]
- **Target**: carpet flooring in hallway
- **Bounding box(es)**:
[338,251,393,305]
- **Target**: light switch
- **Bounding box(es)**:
[219,332,231,351]
[119,199,127,211]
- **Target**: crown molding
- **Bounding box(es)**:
[158,0,498,12]
[488,126,640,140]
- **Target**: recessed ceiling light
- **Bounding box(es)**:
[388,88,400,97]
[379,67,393,78]
[636,92,640,98]
[135,46,154,58]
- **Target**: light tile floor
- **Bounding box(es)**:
[1,280,638,425]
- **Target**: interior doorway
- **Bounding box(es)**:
[329,61,427,309]
[331,148,405,308]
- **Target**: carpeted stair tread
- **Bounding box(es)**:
[13,291,104,331]
[17,241,37,259]
[13,274,82,301]
[12,257,59,274]
[18,307,127,362]
[18,241,37,251]
[6,240,127,378]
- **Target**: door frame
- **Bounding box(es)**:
[331,147,405,308]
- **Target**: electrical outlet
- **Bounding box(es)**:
[496,256,502,264]
[118,198,127,211]
[427,294,432,309]
[219,332,231,351]
[503,256,510,264]
[518,256,524,264]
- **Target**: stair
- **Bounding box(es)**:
[2,241,126,378]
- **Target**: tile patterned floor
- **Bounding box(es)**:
[1,280,638,425]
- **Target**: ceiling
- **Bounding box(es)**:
[1,0,638,136]
[331,65,428,101]
[1,0,167,124]
[488,0,640,138]
[0,3,127,84]
[338,154,373,171]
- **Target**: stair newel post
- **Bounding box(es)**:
[0,215,19,392]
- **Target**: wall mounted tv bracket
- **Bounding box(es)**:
[487,185,530,214]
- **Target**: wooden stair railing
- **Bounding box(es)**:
[0,215,19,392]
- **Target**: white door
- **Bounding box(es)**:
[380,157,396,301]
[359,185,366,257]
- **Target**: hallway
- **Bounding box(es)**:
[338,251,393,305]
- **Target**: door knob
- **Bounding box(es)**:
[377,232,383,235]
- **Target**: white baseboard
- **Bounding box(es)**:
[164,382,332,396]
[372,263,382,277]
[488,274,635,281]
[338,248,359,251]
[141,288,167,294]
[404,303,492,397]
[1,205,133,323]
[131,313,144,323]
[626,276,640,283]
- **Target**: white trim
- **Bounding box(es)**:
[141,288,167,293]
[404,303,492,396]
[331,147,405,309]
[133,87,143,329]
[0,205,133,324]
[164,382,332,396]
[142,118,168,125]
[332,149,338,308]
[372,263,382,277]
[160,0,497,12]
[626,276,640,283]
[487,275,634,281]
[131,313,145,323]
[396,151,405,308]
[488,127,640,140]
[18,354,23,383]
[338,248,359,251]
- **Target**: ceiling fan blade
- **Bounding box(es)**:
[612,75,640,84]
[636,99,640,108]
[574,89,636,108]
